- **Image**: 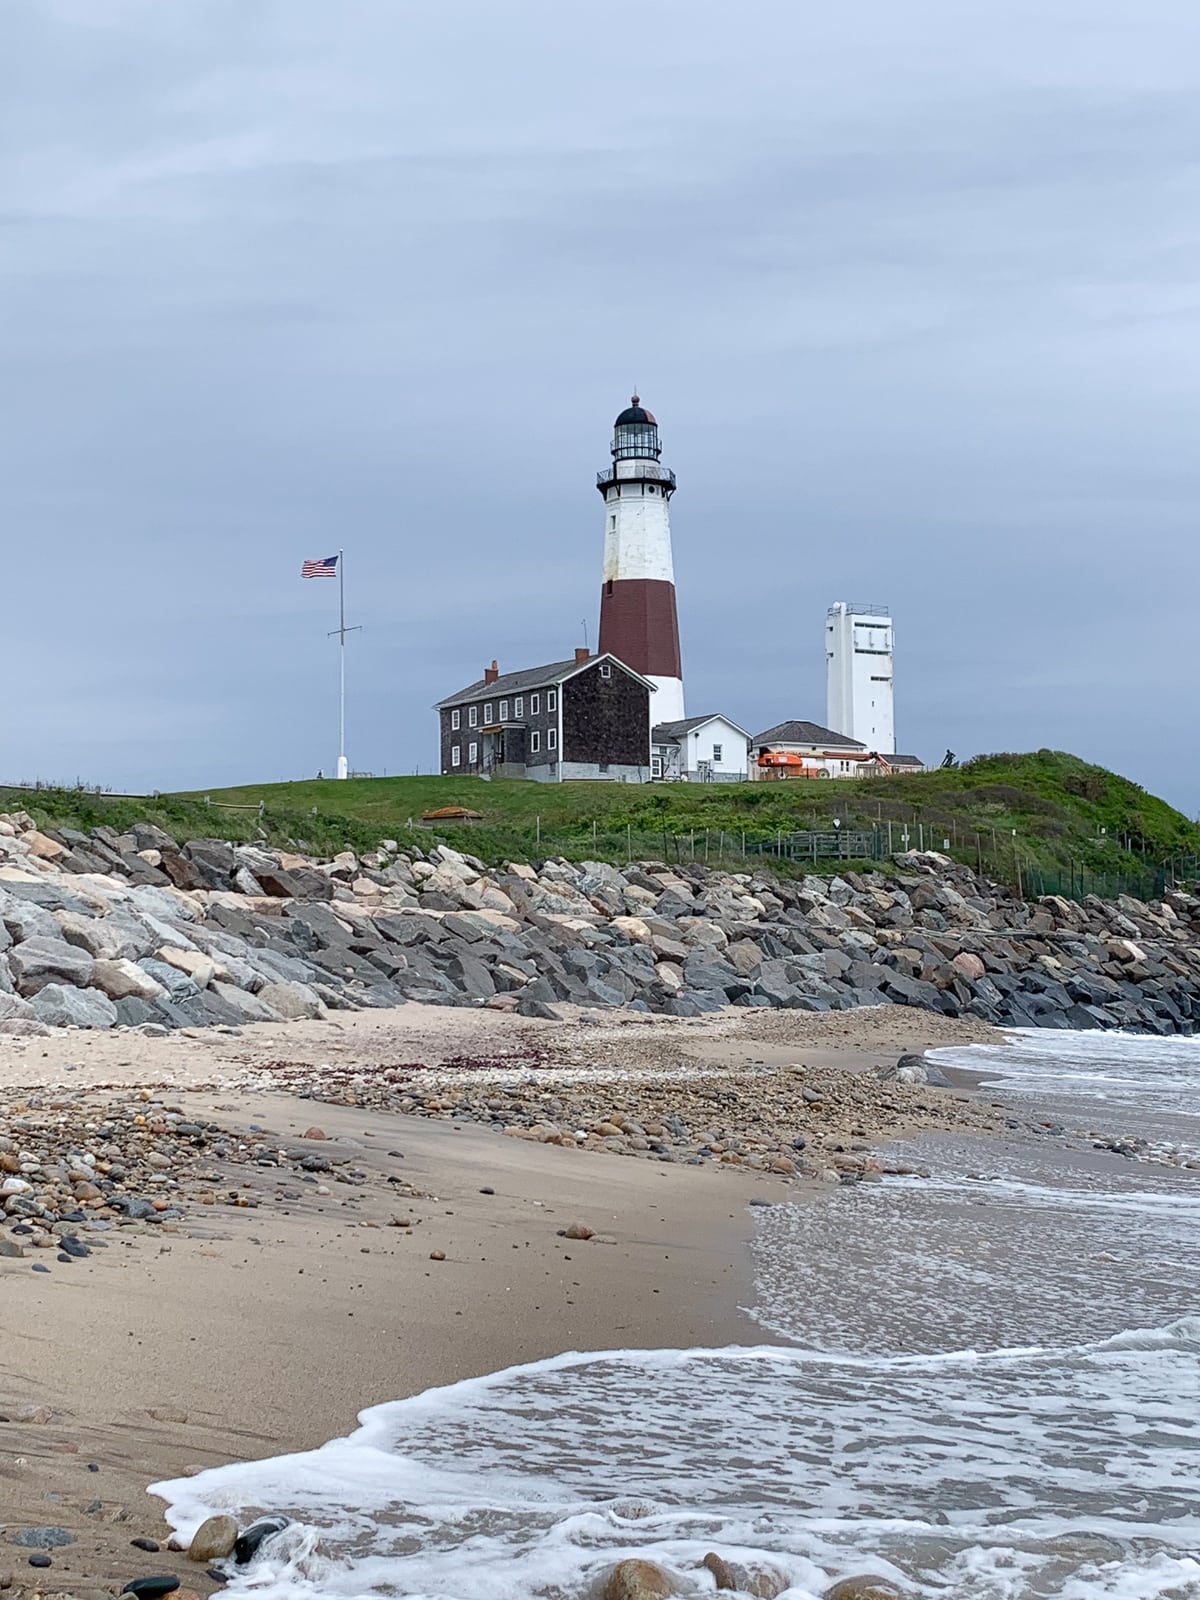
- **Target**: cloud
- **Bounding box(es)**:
[0,0,1198,810]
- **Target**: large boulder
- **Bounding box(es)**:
[90,959,167,1002]
[9,936,94,996]
[30,983,118,1029]
[601,1559,677,1600]
[256,981,326,1020]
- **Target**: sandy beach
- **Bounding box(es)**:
[1,1003,1004,1599]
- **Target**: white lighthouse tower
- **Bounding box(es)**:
[596,396,685,724]
[826,601,895,753]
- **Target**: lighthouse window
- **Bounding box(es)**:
[609,515,616,530]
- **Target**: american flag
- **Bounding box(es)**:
[301,554,339,579]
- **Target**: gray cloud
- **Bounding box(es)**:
[2,0,1198,808]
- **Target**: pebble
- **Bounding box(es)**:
[11,1527,74,1549]
[121,1578,181,1598]
[187,1514,239,1563]
[27,1554,52,1570]
[429,1249,446,1261]
[131,1537,162,1552]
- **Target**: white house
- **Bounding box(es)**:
[751,719,926,780]
[652,714,750,782]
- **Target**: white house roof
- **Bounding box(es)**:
[652,713,751,744]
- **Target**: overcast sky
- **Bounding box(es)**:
[3,1,1199,811]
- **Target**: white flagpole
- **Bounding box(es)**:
[337,549,347,779]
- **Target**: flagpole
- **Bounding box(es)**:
[337,548,347,779]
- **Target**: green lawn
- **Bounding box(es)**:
[4,750,1195,896]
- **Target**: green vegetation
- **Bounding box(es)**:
[4,751,1198,898]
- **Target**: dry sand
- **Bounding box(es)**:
[0,1003,1003,1599]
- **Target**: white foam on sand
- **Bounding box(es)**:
[152,1321,1200,1600]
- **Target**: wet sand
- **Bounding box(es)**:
[0,1003,1001,1598]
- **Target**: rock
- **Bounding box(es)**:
[302,1126,327,1141]
[429,1249,446,1261]
[563,1221,594,1240]
[0,1238,24,1258]
[187,1515,240,1563]
[121,1579,180,1599]
[148,1405,189,1424]
[155,947,216,989]
[11,1528,74,1549]
[29,983,118,1029]
[256,981,325,1021]
[702,1552,737,1589]
[131,1537,162,1552]
[825,1579,907,1600]
[27,1553,53,1569]
[951,950,986,981]
[8,936,94,996]
[232,1516,291,1565]
[91,959,167,1002]
[24,830,67,861]
[602,1558,678,1599]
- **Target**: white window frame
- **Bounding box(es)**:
[499,699,509,720]
[651,754,662,778]
[530,692,540,714]
[547,727,557,750]
[484,703,493,724]
[530,730,541,753]
[599,663,611,679]
[547,689,557,712]
[514,696,524,717]
[469,741,478,763]
[451,745,461,768]
[712,743,723,763]
[468,705,478,727]
[451,708,460,731]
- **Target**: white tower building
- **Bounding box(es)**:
[826,601,895,753]
[597,396,685,725]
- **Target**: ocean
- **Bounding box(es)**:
[153,1030,1200,1599]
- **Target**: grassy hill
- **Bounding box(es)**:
[4,751,1198,898]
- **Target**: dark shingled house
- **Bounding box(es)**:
[435,650,653,782]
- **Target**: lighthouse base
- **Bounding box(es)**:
[648,675,685,726]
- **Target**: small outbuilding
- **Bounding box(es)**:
[651,714,750,782]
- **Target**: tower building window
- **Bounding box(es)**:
[468,705,478,727]
[548,728,557,750]
[451,745,461,768]
[547,690,557,712]
[530,693,540,714]
[451,709,460,730]
[530,730,541,753]
[514,696,523,717]
[469,742,478,763]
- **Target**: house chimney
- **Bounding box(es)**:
[575,647,590,664]
[484,660,499,685]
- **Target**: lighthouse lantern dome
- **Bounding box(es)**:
[612,394,661,460]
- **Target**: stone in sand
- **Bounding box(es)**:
[121,1578,180,1599]
[563,1221,594,1240]
[12,1528,74,1549]
[602,1559,678,1599]
[187,1515,240,1563]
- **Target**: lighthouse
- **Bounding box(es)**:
[596,396,685,724]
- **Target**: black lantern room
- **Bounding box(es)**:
[611,395,661,460]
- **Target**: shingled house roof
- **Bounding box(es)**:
[435,653,653,710]
[751,720,867,749]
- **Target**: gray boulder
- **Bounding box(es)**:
[256,981,326,1020]
[30,983,118,1029]
[9,937,95,996]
